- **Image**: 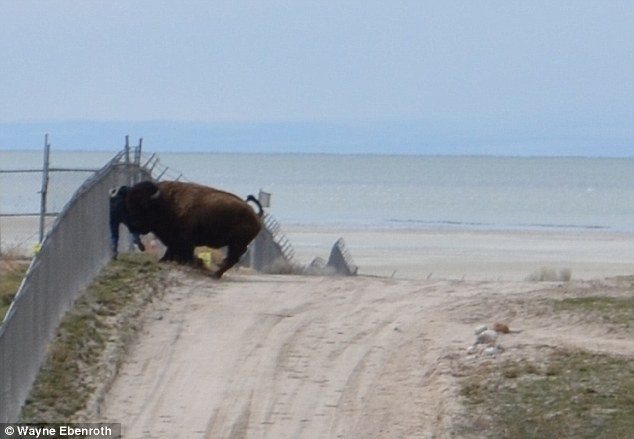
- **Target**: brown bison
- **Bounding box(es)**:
[125,180,263,278]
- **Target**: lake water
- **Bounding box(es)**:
[2,151,634,233]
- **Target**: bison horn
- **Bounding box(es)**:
[109,187,120,198]
[150,188,161,200]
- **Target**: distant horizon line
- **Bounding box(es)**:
[1,119,632,158]
[1,147,632,161]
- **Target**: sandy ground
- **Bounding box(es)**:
[6,218,634,436]
[285,225,634,281]
[0,216,48,255]
[97,272,488,438]
[96,246,634,438]
[4,217,634,280]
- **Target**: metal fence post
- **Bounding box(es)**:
[39,135,51,243]
[136,138,143,166]
[124,135,130,163]
[0,151,154,422]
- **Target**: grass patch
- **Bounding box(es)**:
[458,349,634,439]
[0,258,29,321]
[458,293,634,437]
[20,253,168,422]
[553,296,634,327]
[526,266,572,282]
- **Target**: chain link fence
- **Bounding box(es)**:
[0,146,151,422]
[0,141,356,422]
[0,137,174,256]
[0,138,101,256]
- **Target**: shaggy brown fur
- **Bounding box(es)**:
[125,180,262,278]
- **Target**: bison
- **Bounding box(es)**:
[124,180,263,278]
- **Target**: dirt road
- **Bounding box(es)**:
[99,271,634,438]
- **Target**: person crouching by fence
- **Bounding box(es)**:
[109,185,145,259]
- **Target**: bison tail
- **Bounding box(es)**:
[246,195,264,217]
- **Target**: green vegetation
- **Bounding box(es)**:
[458,293,634,438]
[0,258,29,321]
[553,295,634,327]
[20,254,167,422]
[459,350,634,439]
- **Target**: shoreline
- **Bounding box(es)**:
[3,215,634,282]
[283,224,634,281]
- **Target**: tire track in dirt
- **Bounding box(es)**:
[103,271,619,438]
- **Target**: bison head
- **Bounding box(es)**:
[124,181,166,234]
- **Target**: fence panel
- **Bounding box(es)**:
[0,165,97,254]
[0,153,150,422]
[0,147,357,422]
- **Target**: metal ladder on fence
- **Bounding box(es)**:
[262,212,296,265]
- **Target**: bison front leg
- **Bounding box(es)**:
[160,241,195,265]
[212,244,248,279]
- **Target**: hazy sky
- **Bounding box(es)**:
[1,1,633,155]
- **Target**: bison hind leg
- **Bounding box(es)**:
[212,243,248,279]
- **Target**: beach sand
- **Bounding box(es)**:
[4,216,634,280]
[91,225,634,437]
[0,216,54,255]
[96,270,634,438]
[285,225,634,281]
[5,216,634,435]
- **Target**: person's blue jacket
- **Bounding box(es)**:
[109,185,145,258]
